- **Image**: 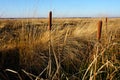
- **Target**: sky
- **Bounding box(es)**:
[0,0,120,18]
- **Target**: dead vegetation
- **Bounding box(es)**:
[0,18,120,80]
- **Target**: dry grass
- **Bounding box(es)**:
[0,18,120,80]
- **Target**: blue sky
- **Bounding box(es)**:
[0,0,120,18]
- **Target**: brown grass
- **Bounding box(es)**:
[0,18,120,80]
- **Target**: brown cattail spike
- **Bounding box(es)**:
[48,11,52,30]
[97,20,102,41]
[105,17,108,34]
[105,17,107,23]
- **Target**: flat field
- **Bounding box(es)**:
[0,18,120,80]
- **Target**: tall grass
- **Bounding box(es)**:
[0,18,120,80]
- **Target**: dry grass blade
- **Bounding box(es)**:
[82,54,99,80]
[36,67,47,79]
[21,69,37,79]
[5,69,23,80]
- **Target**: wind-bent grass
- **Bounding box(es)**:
[0,18,120,80]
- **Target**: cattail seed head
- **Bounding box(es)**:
[48,11,52,30]
[105,17,108,34]
[105,17,108,23]
[97,20,102,41]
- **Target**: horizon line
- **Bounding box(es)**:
[0,16,120,19]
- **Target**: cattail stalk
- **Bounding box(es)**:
[105,17,107,24]
[48,11,52,30]
[105,17,108,34]
[97,20,102,41]
[48,11,53,78]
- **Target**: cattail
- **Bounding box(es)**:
[105,17,107,23]
[105,17,108,34]
[48,11,52,30]
[97,20,102,41]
